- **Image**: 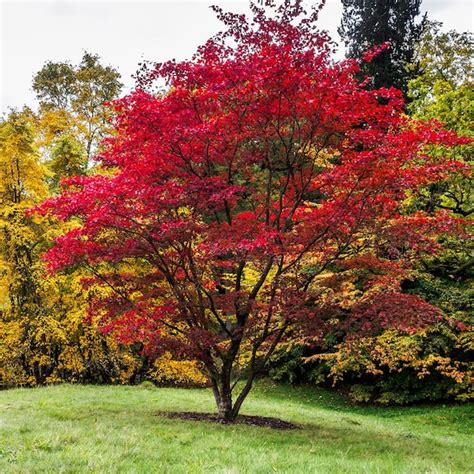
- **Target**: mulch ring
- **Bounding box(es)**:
[157,411,300,430]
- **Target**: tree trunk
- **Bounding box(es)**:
[216,373,234,421]
[217,390,233,421]
[210,370,256,422]
[231,374,255,420]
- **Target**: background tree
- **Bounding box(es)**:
[407,21,473,217]
[407,21,473,272]
[37,1,468,421]
[0,108,60,385]
[409,21,473,107]
[339,0,426,95]
[0,109,46,321]
[1,58,205,389]
[33,52,122,161]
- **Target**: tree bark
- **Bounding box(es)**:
[216,368,234,420]
[217,387,233,421]
[210,369,255,421]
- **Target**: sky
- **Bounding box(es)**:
[1,0,473,113]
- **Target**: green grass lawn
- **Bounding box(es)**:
[0,382,472,473]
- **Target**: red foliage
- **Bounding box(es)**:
[34,1,470,418]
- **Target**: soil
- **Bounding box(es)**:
[157,411,300,430]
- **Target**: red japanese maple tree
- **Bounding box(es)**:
[37,1,468,420]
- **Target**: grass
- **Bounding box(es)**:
[0,382,472,473]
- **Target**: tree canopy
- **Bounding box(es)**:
[35,1,469,419]
[33,52,122,160]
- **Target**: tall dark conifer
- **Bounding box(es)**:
[339,0,426,95]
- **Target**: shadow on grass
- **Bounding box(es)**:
[157,411,300,429]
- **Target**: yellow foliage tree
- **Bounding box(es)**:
[0,108,207,388]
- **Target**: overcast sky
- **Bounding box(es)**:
[1,0,472,113]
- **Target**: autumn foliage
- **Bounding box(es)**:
[35,2,469,419]
[0,58,206,389]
